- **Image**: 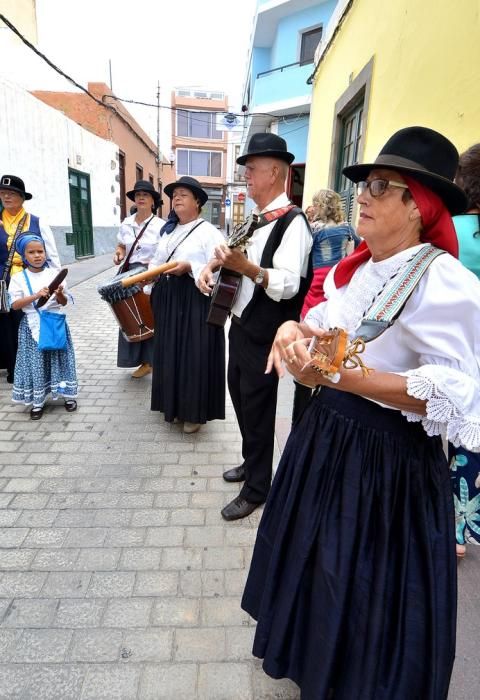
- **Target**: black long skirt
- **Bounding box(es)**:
[242,387,457,700]
[0,309,22,381]
[150,273,225,424]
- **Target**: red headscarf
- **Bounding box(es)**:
[334,175,458,287]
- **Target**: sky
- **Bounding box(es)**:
[28,0,258,150]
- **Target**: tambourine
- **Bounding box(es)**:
[307,328,372,382]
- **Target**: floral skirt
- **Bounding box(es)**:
[449,444,480,545]
[12,317,78,408]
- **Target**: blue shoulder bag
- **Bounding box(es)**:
[23,270,67,351]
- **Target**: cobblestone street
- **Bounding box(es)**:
[0,265,478,699]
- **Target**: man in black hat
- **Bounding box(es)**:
[0,175,61,382]
[199,133,312,520]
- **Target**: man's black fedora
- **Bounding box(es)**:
[0,175,32,200]
[237,133,295,166]
[164,176,209,206]
[127,180,161,208]
[343,126,467,215]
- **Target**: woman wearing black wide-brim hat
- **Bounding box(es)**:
[147,176,226,434]
[242,126,480,698]
[112,180,165,377]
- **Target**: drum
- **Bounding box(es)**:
[98,267,154,343]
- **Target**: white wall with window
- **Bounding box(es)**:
[177,149,223,178]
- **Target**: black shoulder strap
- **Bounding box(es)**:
[120,215,154,273]
[166,220,205,263]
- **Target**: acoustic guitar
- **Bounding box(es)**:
[207,214,259,327]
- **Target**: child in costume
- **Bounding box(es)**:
[8,234,78,419]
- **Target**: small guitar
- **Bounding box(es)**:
[207,214,259,327]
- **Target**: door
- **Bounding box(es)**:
[287,164,305,207]
[232,202,244,227]
[118,152,126,220]
[68,168,94,258]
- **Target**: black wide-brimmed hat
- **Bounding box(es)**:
[0,175,32,200]
[163,176,208,206]
[126,180,161,208]
[237,133,295,166]
[343,126,467,215]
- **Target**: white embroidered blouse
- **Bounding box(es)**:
[304,244,480,451]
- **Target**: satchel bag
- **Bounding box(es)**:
[23,270,67,351]
[37,310,67,351]
[0,213,28,313]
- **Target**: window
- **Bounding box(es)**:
[148,174,154,185]
[177,149,222,177]
[328,58,374,223]
[335,104,364,222]
[300,26,323,65]
[135,164,143,181]
[176,110,222,140]
[234,145,244,182]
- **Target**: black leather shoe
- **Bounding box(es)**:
[222,465,245,483]
[30,407,44,420]
[221,496,261,521]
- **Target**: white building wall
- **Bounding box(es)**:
[65,119,119,227]
[0,77,119,260]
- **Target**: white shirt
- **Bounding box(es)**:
[304,244,480,451]
[8,268,69,343]
[232,193,312,317]
[148,218,225,286]
[117,214,165,266]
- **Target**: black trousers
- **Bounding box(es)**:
[228,321,279,503]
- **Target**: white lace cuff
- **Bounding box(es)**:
[402,365,480,452]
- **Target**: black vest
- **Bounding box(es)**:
[237,206,312,345]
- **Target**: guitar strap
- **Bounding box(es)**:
[354,245,445,342]
[254,204,296,230]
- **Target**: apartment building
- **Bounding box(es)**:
[171,89,228,229]
[241,0,337,207]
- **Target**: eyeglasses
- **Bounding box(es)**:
[357,179,409,198]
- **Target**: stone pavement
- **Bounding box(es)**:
[0,265,478,699]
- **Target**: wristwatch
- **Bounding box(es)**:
[254,267,266,285]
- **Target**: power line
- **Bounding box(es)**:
[0,13,310,155]
[0,13,161,160]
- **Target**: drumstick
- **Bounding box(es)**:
[120,262,178,288]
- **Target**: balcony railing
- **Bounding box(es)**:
[257,61,303,78]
